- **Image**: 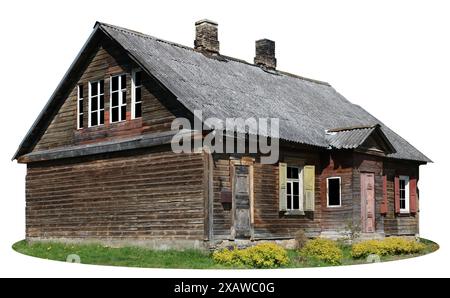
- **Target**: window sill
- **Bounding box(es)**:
[87,124,105,129]
[110,120,127,125]
[283,210,305,216]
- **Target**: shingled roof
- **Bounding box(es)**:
[13,22,431,163]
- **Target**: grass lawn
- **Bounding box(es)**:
[12,238,439,269]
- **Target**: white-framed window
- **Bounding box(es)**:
[132,69,143,119]
[327,177,341,207]
[399,175,410,213]
[88,80,105,127]
[110,74,127,123]
[286,166,303,210]
[77,84,84,129]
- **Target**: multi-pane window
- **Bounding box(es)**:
[77,85,84,129]
[132,70,142,119]
[89,80,105,127]
[399,176,410,212]
[110,74,127,123]
[327,177,341,207]
[286,166,301,210]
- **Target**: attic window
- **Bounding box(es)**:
[89,80,105,127]
[132,69,142,119]
[77,85,84,129]
[110,74,127,123]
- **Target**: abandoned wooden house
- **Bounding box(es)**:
[14,20,430,249]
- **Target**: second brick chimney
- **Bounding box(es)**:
[194,19,219,54]
[254,39,276,70]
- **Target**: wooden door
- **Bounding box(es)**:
[361,173,375,233]
[234,165,251,239]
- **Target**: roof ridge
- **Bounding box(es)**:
[97,21,331,87]
[97,22,195,52]
[327,124,379,133]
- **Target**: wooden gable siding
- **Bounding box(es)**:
[33,37,177,153]
[26,147,206,241]
[383,160,419,235]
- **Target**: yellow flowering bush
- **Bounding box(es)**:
[212,242,289,268]
[351,237,426,258]
[299,238,343,265]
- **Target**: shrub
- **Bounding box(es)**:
[351,237,426,259]
[294,229,308,249]
[212,243,289,268]
[299,238,343,265]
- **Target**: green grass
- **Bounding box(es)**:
[12,240,224,269]
[12,238,439,269]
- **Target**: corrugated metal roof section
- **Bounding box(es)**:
[326,126,376,149]
[95,23,430,162]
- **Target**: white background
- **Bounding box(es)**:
[0,0,449,278]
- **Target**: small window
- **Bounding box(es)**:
[77,85,84,129]
[399,176,410,213]
[327,177,341,207]
[89,80,104,127]
[110,74,127,123]
[286,166,303,210]
[132,69,143,119]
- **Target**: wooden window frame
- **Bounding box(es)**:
[286,166,304,211]
[77,84,83,130]
[327,177,342,208]
[399,175,410,213]
[131,68,143,119]
[88,80,104,127]
[110,74,127,123]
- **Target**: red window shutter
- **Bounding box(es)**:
[381,175,388,214]
[409,178,417,213]
[394,176,400,214]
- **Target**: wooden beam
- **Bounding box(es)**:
[18,130,179,163]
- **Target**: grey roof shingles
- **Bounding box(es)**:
[326,126,377,150]
[13,22,431,163]
[98,22,430,162]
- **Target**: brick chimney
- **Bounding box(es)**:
[254,39,276,70]
[194,19,219,54]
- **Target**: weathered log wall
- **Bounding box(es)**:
[319,151,354,233]
[26,147,206,245]
[383,160,420,235]
[211,148,322,240]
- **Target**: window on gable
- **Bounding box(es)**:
[286,166,303,210]
[89,80,104,127]
[399,175,410,213]
[132,69,143,119]
[77,84,84,129]
[327,177,341,207]
[110,74,127,123]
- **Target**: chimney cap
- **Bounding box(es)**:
[256,38,275,44]
[195,19,218,26]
